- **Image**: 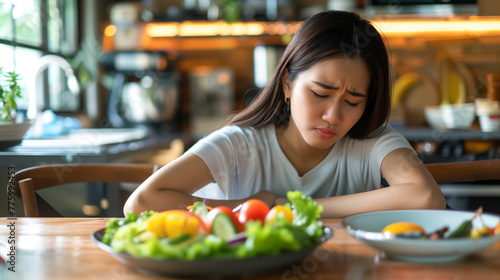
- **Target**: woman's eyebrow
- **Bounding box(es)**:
[312,81,367,97]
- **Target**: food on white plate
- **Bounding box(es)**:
[381,207,500,240]
[382,222,427,239]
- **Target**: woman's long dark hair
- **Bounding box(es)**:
[227,10,392,139]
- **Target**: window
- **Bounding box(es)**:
[0,0,79,114]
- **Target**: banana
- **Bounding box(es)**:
[392,72,421,106]
[440,59,466,105]
[448,63,466,104]
[440,59,451,105]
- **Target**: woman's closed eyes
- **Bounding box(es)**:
[311,89,360,107]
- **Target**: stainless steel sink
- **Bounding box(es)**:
[18,127,151,148]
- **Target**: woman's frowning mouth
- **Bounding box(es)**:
[315,128,336,139]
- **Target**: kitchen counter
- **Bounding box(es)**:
[0,128,181,168]
[392,124,500,161]
[393,125,500,142]
[0,128,182,217]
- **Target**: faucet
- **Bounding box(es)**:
[27,55,80,138]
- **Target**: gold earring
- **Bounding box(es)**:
[285,98,290,112]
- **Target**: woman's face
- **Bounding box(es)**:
[284,56,371,150]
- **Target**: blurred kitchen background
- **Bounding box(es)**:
[1,0,500,217]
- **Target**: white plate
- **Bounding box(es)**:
[341,210,500,263]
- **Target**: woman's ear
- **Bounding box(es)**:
[281,68,291,99]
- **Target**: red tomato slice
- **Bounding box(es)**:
[205,206,244,233]
[237,199,270,225]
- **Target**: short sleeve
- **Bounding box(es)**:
[370,125,414,168]
[187,125,259,199]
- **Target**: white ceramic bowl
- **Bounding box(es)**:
[342,210,500,263]
[0,121,32,149]
[424,106,446,129]
[440,103,476,129]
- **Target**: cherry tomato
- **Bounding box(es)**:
[205,206,244,233]
[147,210,207,238]
[237,199,270,224]
[265,205,294,224]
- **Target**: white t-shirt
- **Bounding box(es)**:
[189,124,413,199]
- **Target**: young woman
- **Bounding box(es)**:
[124,10,446,218]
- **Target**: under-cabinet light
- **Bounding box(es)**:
[104,17,500,38]
[374,17,500,35]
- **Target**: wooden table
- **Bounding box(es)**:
[1,217,500,280]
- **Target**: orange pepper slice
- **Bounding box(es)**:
[146,212,169,237]
[147,210,206,239]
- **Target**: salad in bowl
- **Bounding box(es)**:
[93,191,332,277]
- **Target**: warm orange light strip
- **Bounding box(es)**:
[144,21,294,37]
[373,18,500,36]
[146,23,179,37]
[106,17,500,38]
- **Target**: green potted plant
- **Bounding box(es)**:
[0,67,22,122]
[0,67,32,149]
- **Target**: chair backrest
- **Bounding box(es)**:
[14,160,500,217]
[424,159,500,184]
[14,163,159,217]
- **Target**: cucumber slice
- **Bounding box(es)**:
[212,213,237,240]
[168,233,192,245]
[191,201,209,219]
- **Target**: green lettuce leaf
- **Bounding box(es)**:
[235,191,324,258]
[288,191,324,241]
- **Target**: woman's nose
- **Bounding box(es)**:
[322,100,341,125]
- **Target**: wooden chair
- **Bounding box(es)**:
[13,160,500,217]
[14,163,159,217]
[424,159,500,184]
